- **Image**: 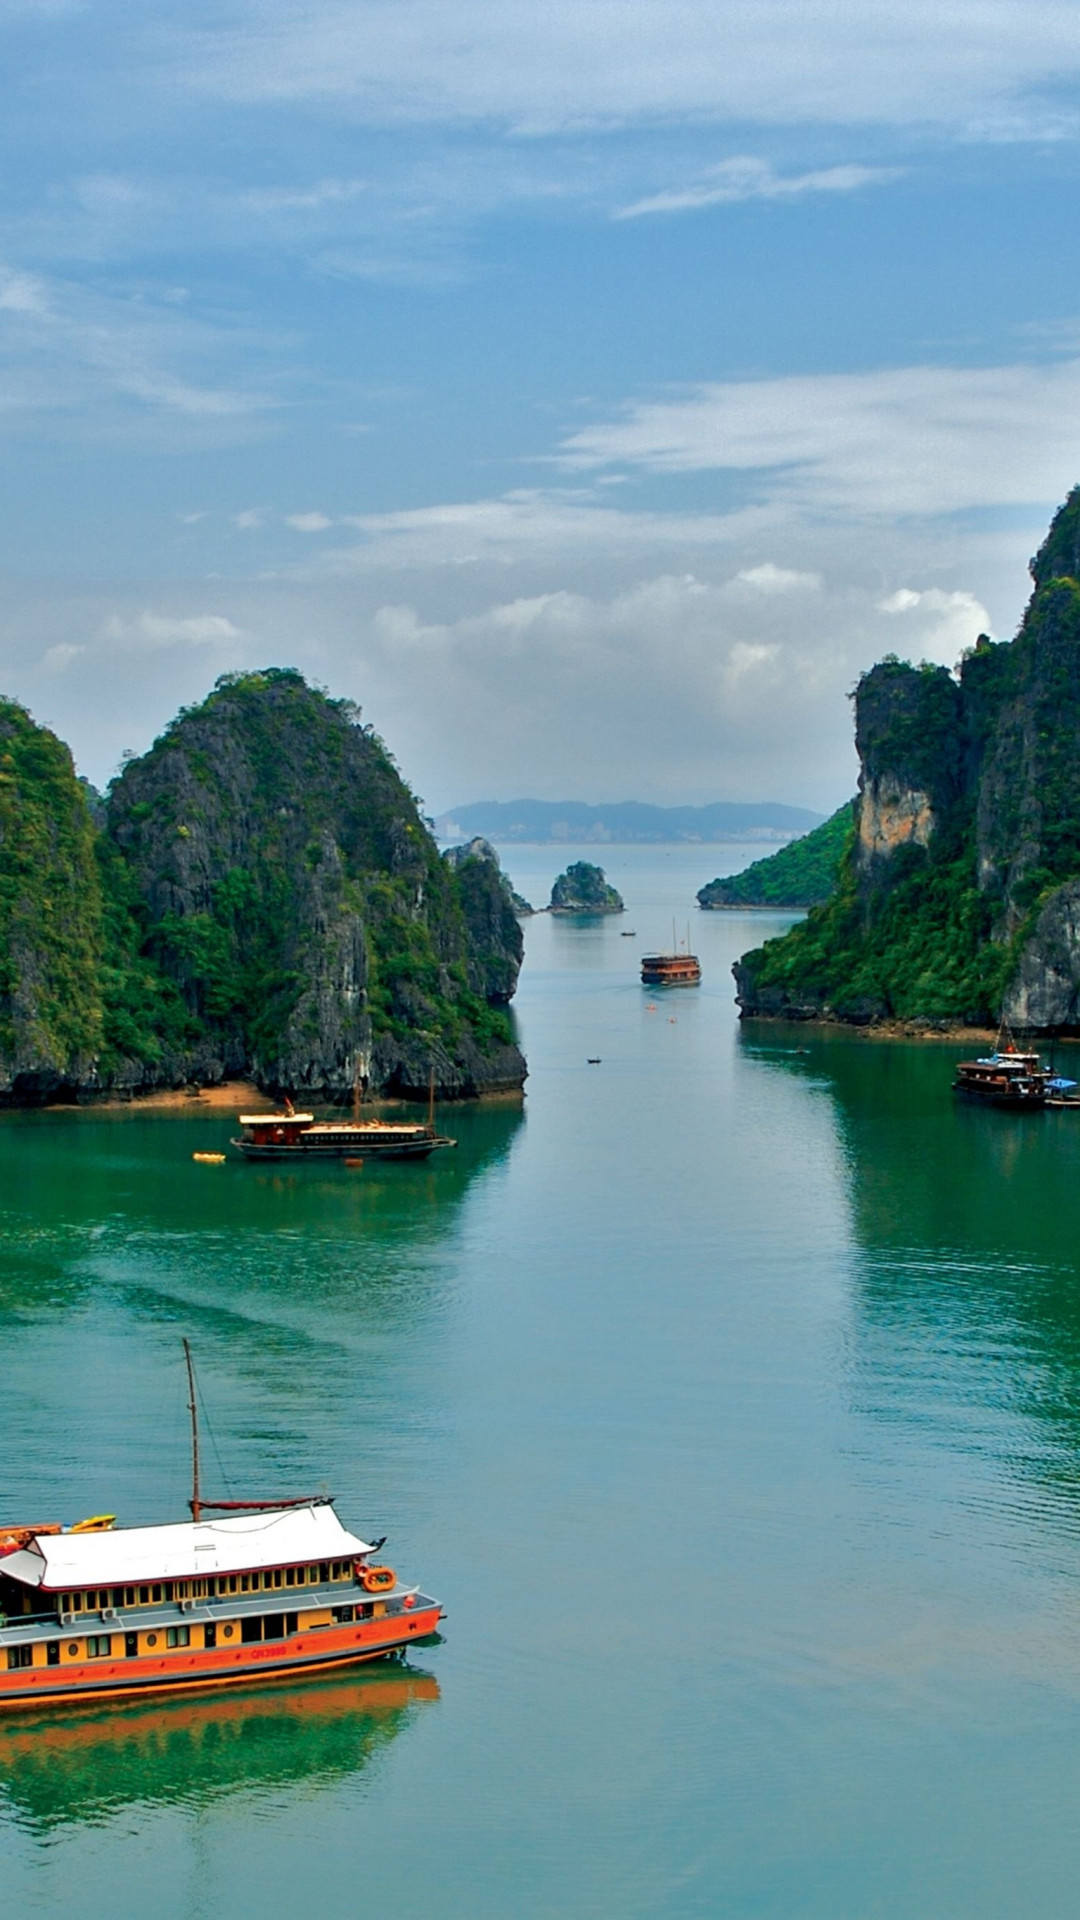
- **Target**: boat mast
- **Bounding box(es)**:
[183,1338,202,1522]
[428,1065,435,1135]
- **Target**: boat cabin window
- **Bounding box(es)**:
[7,1646,33,1670]
[86,1634,112,1658]
[166,1625,190,1649]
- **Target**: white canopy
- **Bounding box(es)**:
[0,1503,371,1591]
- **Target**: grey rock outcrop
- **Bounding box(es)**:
[1003,880,1080,1029]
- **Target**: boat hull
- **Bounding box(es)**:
[0,1604,441,1713]
[233,1138,448,1160]
[952,1082,1047,1109]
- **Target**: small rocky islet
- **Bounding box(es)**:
[732,486,1080,1034]
[0,668,527,1105]
[548,861,625,914]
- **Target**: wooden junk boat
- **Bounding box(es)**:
[641,921,701,988]
[0,1348,441,1712]
[233,1092,456,1162]
[640,952,701,987]
[952,1027,1076,1108]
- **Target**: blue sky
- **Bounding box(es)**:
[2,2,1080,809]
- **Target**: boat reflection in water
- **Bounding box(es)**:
[0,1660,438,1832]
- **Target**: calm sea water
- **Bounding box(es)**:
[5,842,1080,1916]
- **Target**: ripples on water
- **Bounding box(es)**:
[5,847,1080,1916]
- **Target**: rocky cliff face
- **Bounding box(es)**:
[442,838,526,1002]
[0,671,527,1102]
[735,487,1080,1031]
[853,659,962,876]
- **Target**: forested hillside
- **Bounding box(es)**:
[0,670,527,1102]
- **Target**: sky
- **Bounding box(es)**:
[2,3,1080,812]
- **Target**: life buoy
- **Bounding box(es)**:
[361,1565,395,1593]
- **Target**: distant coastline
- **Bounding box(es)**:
[436,797,823,846]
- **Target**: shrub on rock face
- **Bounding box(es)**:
[549,861,624,913]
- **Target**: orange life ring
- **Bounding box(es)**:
[361,1564,396,1593]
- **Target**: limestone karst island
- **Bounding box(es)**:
[0,667,526,1105]
[735,487,1080,1034]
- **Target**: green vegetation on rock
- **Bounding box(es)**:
[0,670,527,1102]
[0,700,105,1089]
[734,487,1080,1031]
[549,861,624,913]
[697,804,854,909]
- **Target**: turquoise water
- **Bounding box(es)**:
[5,843,1080,1914]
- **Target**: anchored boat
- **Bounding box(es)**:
[232,1083,456,1161]
[952,1048,1051,1107]
[233,1112,456,1160]
[950,1016,1080,1107]
[0,1347,440,1711]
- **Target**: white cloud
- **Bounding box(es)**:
[559,359,1080,514]
[285,511,334,532]
[876,585,991,665]
[242,178,366,212]
[101,611,246,650]
[334,565,945,803]
[311,489,768,575]
[41,642,82,673]
[181,1,1080,139]
[0,268,50,316]
[616,158,899,219]
[234,508,264,529]
[0,262,280,440]
[0,500,1044,808]
[730,563,821,595]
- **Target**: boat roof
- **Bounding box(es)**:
[0,1503,371,1590]
[239,1113,314,1126]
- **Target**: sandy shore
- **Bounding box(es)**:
[91,1080,266,1113]
[740,1016,1080,1050]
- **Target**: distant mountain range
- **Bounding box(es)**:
[435,798,825,846]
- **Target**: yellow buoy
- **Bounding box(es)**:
[193,1152,226,1164]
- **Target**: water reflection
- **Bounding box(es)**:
[0,1096,524,1528]
[742,1023,1080,1541]
[0,1662,439,1834]
[0,1096,525,1321]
